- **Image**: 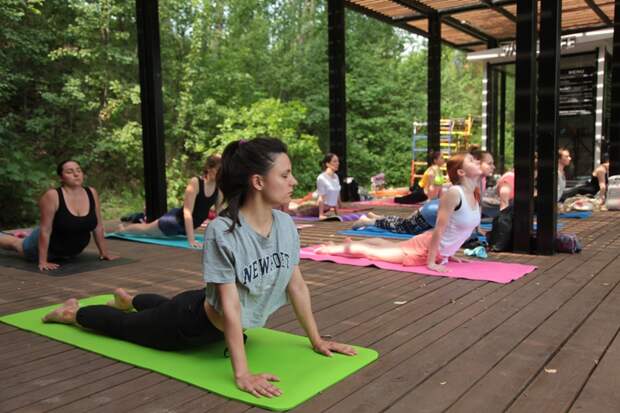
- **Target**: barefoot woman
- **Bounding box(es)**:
[43,138,356,398]
[318,152,482,273]
[0,160,117,270]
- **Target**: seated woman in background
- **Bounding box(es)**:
[0,160,117,271]
[395,150,446,204]
[278,153,342,218]
[118,155,222,248]
[316,153,342,219]
[319,152,482,273]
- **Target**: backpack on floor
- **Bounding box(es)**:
[555,233,582,254]
[487,205,513,252]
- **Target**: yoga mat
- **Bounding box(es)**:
[293,213,364,223]
[352,199,420,208]
[337,226,414,240]
[559,210,593,219]
[479,222,565,231]
[300,245,536,284]
[0,296,378,411]
[105,232,204,250]
[0,251,136,276]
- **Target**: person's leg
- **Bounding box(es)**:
[105,288,170,312]
[374,211,431,235]
[317,238,406,263]
[351,214,376,229]
[0,233,25,255]
[117,220,164,236]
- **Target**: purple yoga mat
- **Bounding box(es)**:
[300,245,536,284]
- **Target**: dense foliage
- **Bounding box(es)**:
[1,0,487,227]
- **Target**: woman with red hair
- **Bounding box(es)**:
[317,152,482,273]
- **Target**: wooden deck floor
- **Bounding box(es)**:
[1,207,620,412]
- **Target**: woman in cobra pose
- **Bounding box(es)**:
[318,152,482,273]
[118,155,223,248]
[42,138,356,398]
[0,160,117,271]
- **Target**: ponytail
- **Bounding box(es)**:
[218,137,288,232]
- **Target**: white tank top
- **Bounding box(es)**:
[439,186,481,258]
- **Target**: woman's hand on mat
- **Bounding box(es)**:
[38,261,60,271]
[427,262,448,273]
[189,240,203,249]
[313,339,357,357]
[236,372,282,398]
[99,253,119,261]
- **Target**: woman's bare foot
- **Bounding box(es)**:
[352,215,375,229]
[42,298,79,324]
[107,288,134,311]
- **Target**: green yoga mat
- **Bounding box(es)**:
[105,232,204,250]
[0,295,378,411]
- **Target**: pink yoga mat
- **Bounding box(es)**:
[300,245,536,284]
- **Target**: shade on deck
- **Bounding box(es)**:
[345,0,615,50]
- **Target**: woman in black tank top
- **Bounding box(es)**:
[0,160,117,271]
[118,155,223,249]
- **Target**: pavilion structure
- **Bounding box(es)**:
[135,0,620,255]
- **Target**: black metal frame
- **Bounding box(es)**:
[611,1,620,176]
[328,0,348,178]
[135,0,167,221]
[512,0,537,253]
[485,63,497,158]
[427,12,441,155]
[499,70,506,174]
[536,0,562,255]
[368,0,613,53]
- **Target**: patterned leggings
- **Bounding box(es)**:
[374,211,433,235]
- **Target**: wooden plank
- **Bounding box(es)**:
[300,250,616,412]
[386,253,620,412]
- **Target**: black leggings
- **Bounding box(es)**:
[560,178,599,202]
[374,211,432,235]
[76,289,223,351]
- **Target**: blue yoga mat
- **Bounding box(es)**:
[337,226,415,240]
[105,232,204,250]
[559,210,592,219]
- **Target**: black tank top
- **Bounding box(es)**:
[49,187,98,257]
[175,177,218,229]
[589,170,609,191]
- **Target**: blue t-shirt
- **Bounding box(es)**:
[203,210,300,328]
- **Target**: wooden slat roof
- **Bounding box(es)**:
[346,0,615,51]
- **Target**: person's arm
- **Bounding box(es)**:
[287,266,356,356]
[214,189,226,213]
[424,169,436,196]
[426,188,460,273]
[316,175,328,218]
[38,190,60,270]
[217,283,282,398]
[182,178,201,248]
[498,183,512,211]
[90,187,117,261]
[596,168,607,203]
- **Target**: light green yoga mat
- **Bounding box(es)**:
[105,232,204,250]
[0,295,378,411]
